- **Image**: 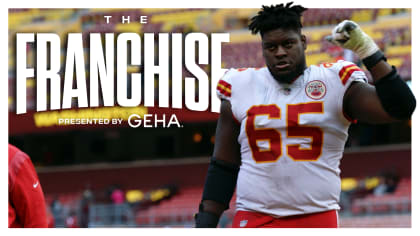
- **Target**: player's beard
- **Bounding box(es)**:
[270,59,307,84]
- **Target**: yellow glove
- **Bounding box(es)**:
[326,20,379,59]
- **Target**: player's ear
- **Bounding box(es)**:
[301,34,307,50]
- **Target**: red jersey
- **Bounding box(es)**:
[8,144,48,228]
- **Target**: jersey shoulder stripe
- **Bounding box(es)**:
[217,79,232,97]
[338,64,363,85]
[216,68,259,100]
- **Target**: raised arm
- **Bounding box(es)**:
[194,99,241,227]
[327,20,416,123]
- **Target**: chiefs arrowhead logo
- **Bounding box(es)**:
[305,80,326,100]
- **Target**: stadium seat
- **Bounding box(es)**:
[350,177,411,216]
[134,186,236,226]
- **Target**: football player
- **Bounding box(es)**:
[195,2,415,228]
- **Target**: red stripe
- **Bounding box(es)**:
[217,86,231,97]
[218,80,231,90]
[339,64,359,78]
[341,68,362,85]
[219,89,231,97]
[217,83,232,96]
[232,210,338,228]
[217,83,231,93]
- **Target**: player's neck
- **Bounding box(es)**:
[287,73,302,84]
[283,66,307,85]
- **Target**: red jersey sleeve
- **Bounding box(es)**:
[9,145,48,228]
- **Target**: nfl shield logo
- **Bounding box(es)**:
[239,220,248,227]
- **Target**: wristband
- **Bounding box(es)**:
[362,50,386,70]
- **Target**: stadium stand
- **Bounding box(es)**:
[35,144,411,227]
[7,8,411,111]
[351,178,411,215]
[340,214,411,227]
[135,187,235,227]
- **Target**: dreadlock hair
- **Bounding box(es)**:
[248,2,307,36]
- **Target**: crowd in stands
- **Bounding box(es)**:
[8,8,411,112]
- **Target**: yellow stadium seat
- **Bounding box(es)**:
[126,190,144,203]
[229,33,260,43]
[150,10,212,31]
[341,178,358,191]
[306,43,321,53]
[377,9,392,17]
[26,79,35,88]
[351,10,373,23]
[127,66,140,74]
[307,53,332,66]
[386,45,411,56]
[142,8,180,13]
[304,29,331,43]
[387,57,404,68]
[364,177,380,190]
[115,23,142,33]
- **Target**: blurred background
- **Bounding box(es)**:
[8,8,412,227]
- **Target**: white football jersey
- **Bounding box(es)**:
[216,60,367,217]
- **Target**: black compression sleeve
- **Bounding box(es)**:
[201,157,239,207]
[195,157,239,228]
[374,66,416,119]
